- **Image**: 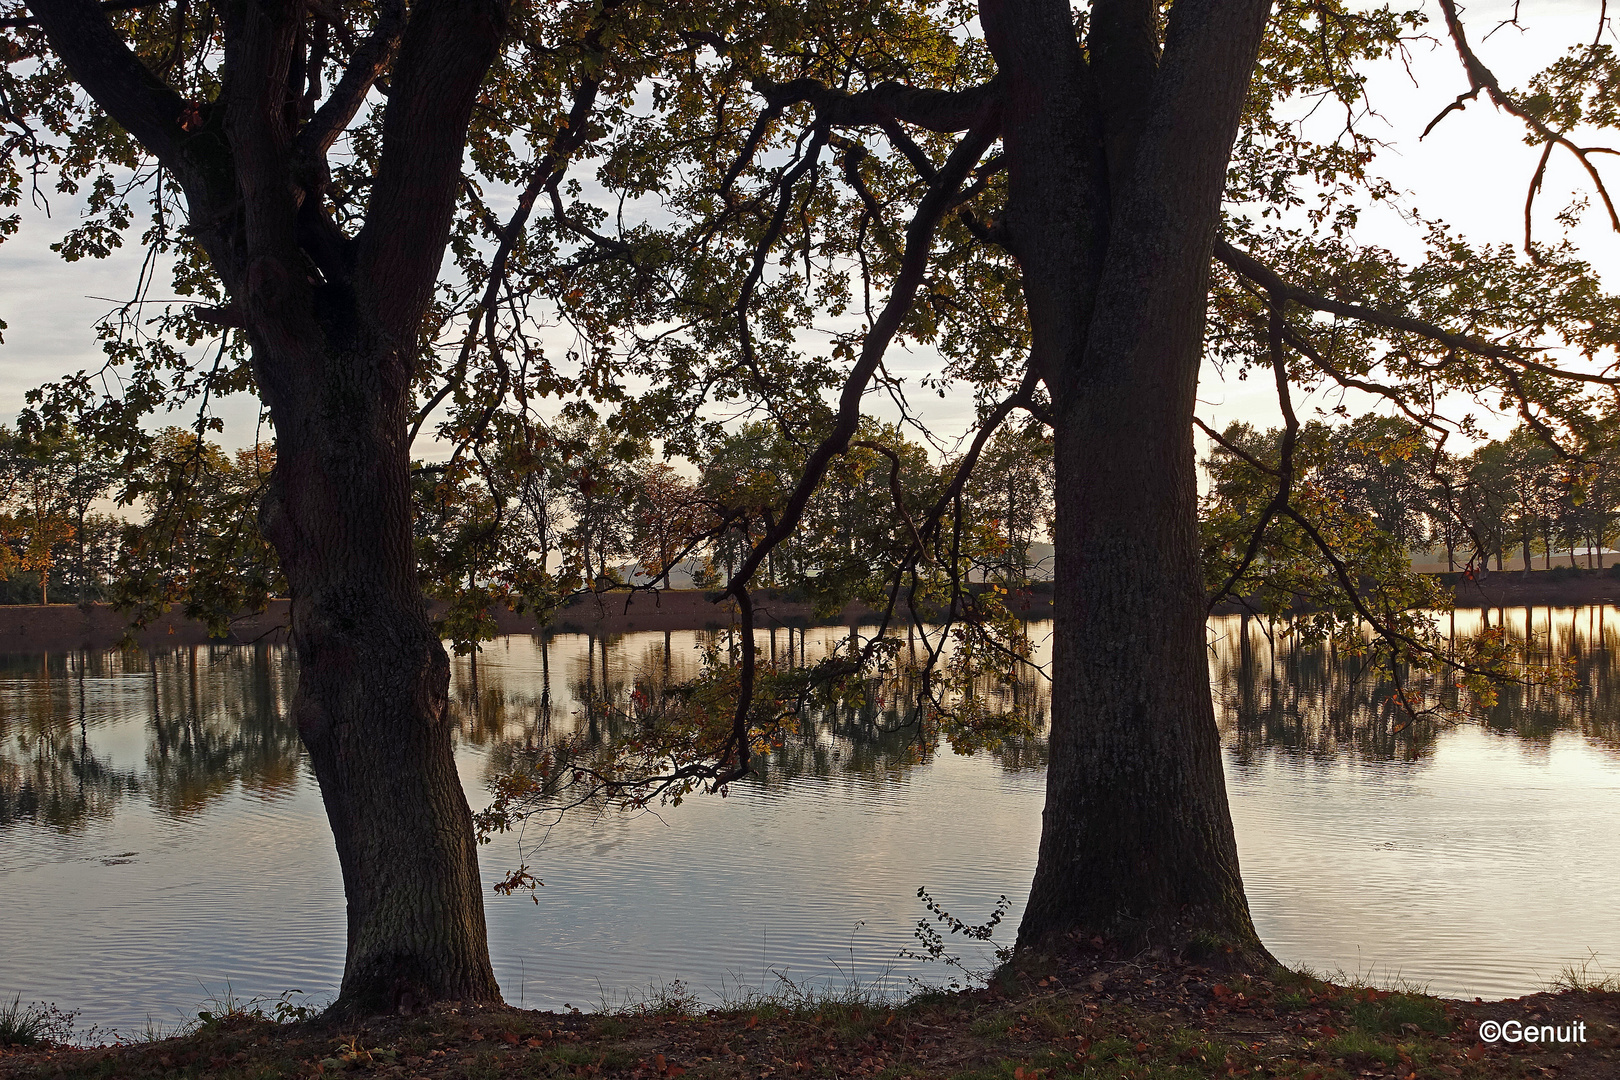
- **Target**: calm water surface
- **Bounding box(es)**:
[1,610,1618,1035]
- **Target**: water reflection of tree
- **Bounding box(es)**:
[462,627,1051,803]
[1478,608,1620,749]
[764,651,1050,782]
[145,645,303,816]
[451,635,565,773]
[0,652,140,830]
[1211,609,1620,763]
[0,646,303,834]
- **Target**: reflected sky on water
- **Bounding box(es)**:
[1,611,1617,1035]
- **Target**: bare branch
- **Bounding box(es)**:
[356,0,508,344]
[719,106,1002,599]
[1205,302,1297,612]
[1426,0,1620,248]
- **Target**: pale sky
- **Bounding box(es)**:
[1,1,1614,458]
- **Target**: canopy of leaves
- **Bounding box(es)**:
[6,0,1620,798]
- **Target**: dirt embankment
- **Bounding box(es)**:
[10,569,1619,654]
[1444,570,1620,610]
[0,589,1059,653]
[0,602,294,654]
[1211,570,1620,617]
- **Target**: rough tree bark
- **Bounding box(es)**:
[983,0,1276,959]
[28,0,507,1011]
[266,345,500,1012]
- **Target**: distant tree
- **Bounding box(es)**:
[414,454,505,655]
[1321,417,1433,554]
[1552,431,1620,569]
[1201,419,1449,633]
[0,437,69,604]
[553,404,650,587]
[1424,452,1473,573]
[56,432,122,604]
[631,463,707,585]
[799,420,939,609]
[1502,430,1562,576]
[699,422,803,587]
[0,428,117,604]
[1588,438,1620,567]
[76,512,125,597]
[1458,442,1519,572]
[493,415,569,603]
[114,429,282,633]
[963,424,1054,585]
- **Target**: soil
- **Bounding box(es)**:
[0,588,1059,653]
[1,944,1613,1079]
[1443,571,1620,611]
[0,601,295,653]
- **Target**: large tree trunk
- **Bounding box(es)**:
[990,0,1273,961]
[262,339,500,1015]
[1021,390,1260,956]
[29,0,508,1018]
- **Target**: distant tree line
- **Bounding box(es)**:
[7,410,1614,631]
[1203,415,1620,579]
[413,403,1056,652]
[0,424,278,627]
[0,409,1055,641]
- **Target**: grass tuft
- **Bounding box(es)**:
[0,995,78,1047]
[1320,1027,1403,1066]
[1547,952,1620,994]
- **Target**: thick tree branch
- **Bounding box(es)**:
[214,0,308,307]
[294,0,405,177]
[24,0,210,190]
[1214,238,1620,386]
[1089,0,1159,195]
[980,0,1105,399]
[877,116,938,182]
[754,76,1001,134]
[356,0,508,346]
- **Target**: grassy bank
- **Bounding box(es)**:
[3,945,1615,1080]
